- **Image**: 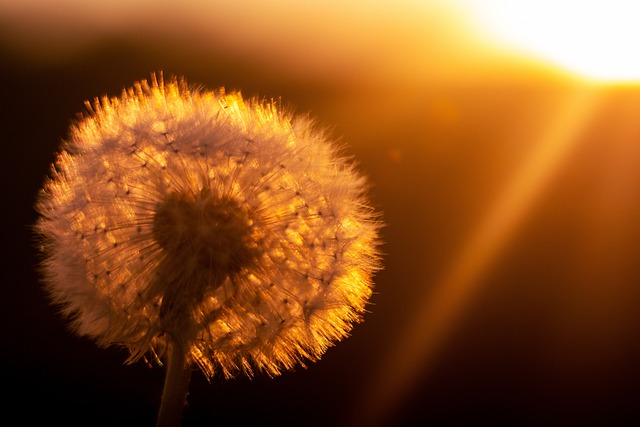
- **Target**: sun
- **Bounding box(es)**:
[464,0,640,82]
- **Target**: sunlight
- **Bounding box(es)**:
[353,87,602,426]
[465,0,640,82]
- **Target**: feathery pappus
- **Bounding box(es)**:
[36,74,381,379]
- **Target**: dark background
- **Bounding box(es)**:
[3,4,640,426]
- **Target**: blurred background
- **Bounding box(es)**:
[3,1,640,425]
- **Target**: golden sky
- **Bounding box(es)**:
[2,0,640,82]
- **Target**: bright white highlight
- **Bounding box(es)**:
[468,0,640,81]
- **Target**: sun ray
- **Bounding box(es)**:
[352,87,602,426]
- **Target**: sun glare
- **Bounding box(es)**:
[465,0,640,82]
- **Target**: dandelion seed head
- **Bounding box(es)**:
[36,74,381,378]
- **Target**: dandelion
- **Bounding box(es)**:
[35,74,381,425]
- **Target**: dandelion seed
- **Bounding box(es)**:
[35,73,381,424]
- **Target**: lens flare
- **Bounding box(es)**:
[353,87,601,426]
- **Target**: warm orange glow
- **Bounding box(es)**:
[8,0,640,423]
[465,0,640,82]
[354,88,602,426]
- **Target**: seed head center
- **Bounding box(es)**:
[152,191,257,279]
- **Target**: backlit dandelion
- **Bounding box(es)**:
[35,74,381,424]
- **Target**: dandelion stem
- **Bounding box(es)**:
[156,339,192,427]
